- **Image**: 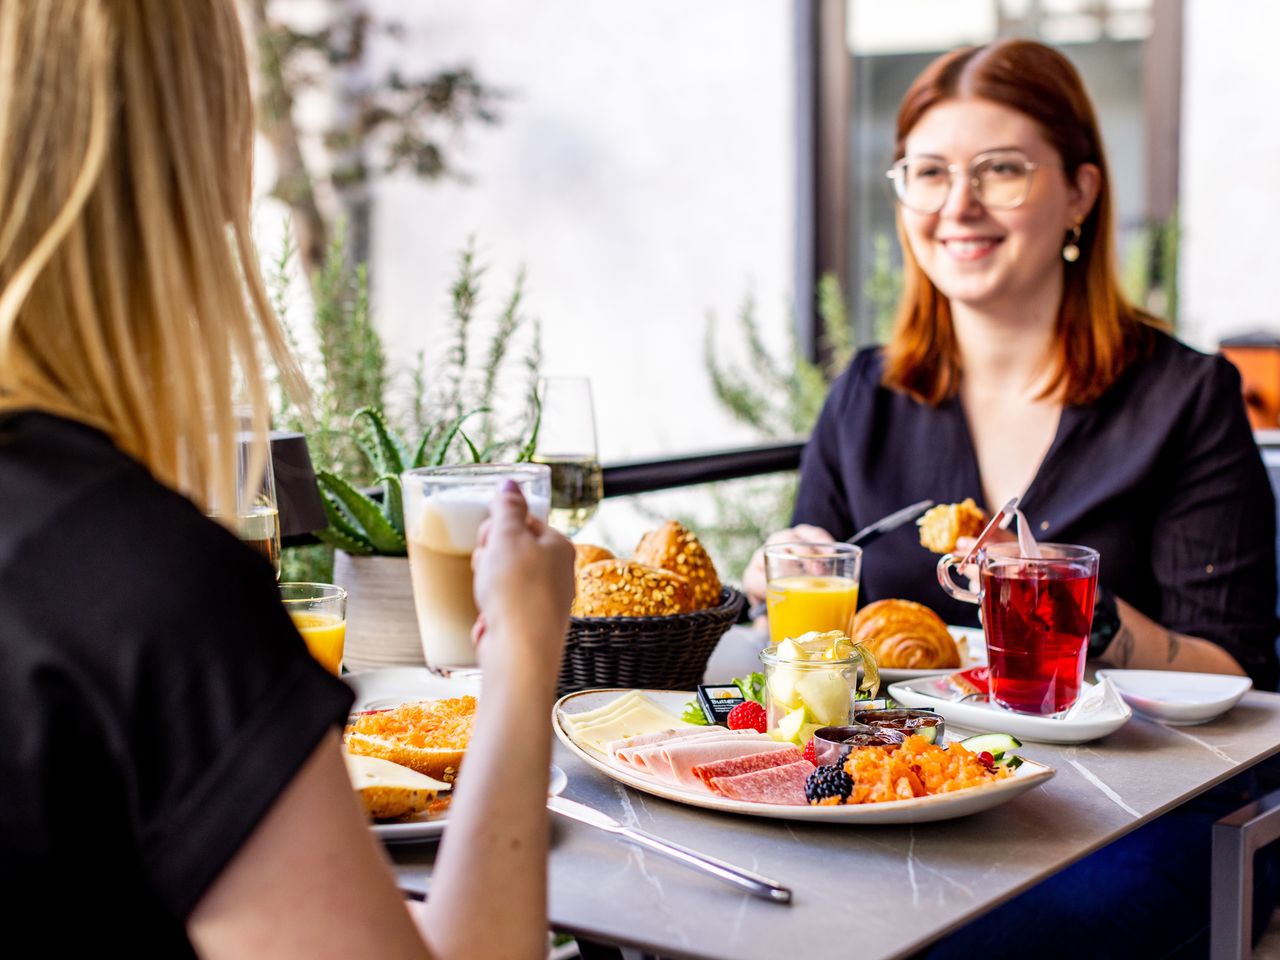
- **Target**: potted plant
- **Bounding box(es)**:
[317,405,538,670]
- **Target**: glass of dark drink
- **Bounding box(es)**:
[938,542,1099,716]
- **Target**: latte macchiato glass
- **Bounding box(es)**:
[401,463,551,676]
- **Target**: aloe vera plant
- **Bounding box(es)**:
[315,403,540,556]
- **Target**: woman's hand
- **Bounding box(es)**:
[472,480,574,685]
[743,524,837,606]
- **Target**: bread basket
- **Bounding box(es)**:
[557,587,746,696]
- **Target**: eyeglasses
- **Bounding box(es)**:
[885,149,1056,215]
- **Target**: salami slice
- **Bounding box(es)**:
[690,747,803,789]
[708,759,815,805]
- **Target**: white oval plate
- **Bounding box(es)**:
[887,676,1131,744]
[344,666,481,713]
[878,626,987,683]
[1095,669,1252,726]
[553,689,1054,824]
[372,765,568,843]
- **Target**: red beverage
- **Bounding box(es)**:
[982,557,1097,715]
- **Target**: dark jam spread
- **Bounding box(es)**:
[856,709,945,743]
[812,724,906,765]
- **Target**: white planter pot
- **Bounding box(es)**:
[332,551,423,672]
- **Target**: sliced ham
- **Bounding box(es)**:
[649,738,794,787]
[691,747,804,789]
[606,727,721,759]
[708,759,815,805]
[615,729,764,769]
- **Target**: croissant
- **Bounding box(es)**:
[918,499,986,554]
[850,599,961,669]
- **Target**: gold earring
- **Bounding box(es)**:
[1062,225,1082,263]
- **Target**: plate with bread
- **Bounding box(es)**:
[851,599,985,682]
[341,676,566,841]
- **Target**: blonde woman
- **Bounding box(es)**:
[0,2,572,957]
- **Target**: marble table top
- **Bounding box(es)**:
[389,675,1280,960]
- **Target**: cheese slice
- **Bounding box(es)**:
[345,754,452,820]
[566,694,694,753]
[563,690,649,730]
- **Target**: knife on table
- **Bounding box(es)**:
[745,498,935,622]
[547,795,793,904]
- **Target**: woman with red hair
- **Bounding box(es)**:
[746,39,1279,955]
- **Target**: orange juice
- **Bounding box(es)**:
[765,575,859,643]
[290,611,346,675]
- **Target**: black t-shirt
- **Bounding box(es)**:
[0,412,354,954]
[794,332,1279,689]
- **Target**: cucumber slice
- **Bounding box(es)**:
[998,755,1024,771]
[958,733,1023,756]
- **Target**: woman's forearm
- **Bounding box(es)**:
[416,653,555,960]
[1098,597,1247,677]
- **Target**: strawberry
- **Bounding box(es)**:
[726,700,767,733]
[802,737,817,765]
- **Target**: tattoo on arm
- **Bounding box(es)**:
[1165,630,1182,664]
[1110,626,1135,667]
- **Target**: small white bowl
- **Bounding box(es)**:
[1094,669,1252,725]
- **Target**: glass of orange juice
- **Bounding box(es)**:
[280,582,347,675]
[763,542,862,643]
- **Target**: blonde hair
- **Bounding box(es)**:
[0,0,305,515]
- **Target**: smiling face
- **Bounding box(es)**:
[898,98,1098,317]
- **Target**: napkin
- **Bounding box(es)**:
[1062,677,1130,721]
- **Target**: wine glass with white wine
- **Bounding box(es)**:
[532,376,603,537]
[234,429,282,579]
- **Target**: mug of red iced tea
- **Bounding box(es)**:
[937,543,1099,716]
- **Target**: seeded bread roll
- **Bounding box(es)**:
[632,520,723,610]
[572,559,697,617]
[573,543,615,574]
[918,498,986,554]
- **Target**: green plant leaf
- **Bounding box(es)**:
[459,429,482,463]
[425,408,489,467]
[379,473,404,536]
[354,406,406,477]
[314,525,375,556]
[316,482,370,544]
[317,470,407,555]
[515,389,541,463]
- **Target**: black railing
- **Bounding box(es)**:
[281,441,807,549]
[602,442,805,498]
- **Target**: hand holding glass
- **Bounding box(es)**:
[938,542,1099,716]
[402,463,551,675]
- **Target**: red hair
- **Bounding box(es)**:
[882,39,1161,406]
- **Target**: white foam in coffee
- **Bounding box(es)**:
[414,490,491,554]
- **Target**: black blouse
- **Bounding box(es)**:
[793,332,1279,689]
[0,412,354,954]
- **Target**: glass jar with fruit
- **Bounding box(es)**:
[757,631,880,747]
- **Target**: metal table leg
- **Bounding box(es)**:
[1213,787,1280,959]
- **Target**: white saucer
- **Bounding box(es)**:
[1094,669,1252,726]
[887,676,1131,743]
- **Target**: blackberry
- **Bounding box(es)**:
[805,763,854,804]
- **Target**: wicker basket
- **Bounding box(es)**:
[557,587,746,696]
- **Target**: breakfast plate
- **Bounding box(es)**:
[1095,669,1252,725]
[553,689,1054,824]
[878,625,987,683]
[372,765,569,843]
[344,666,481,713]
[887,675,1131,744]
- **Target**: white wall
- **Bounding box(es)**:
[367,0,796,464]
[1179,0,1280,349]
